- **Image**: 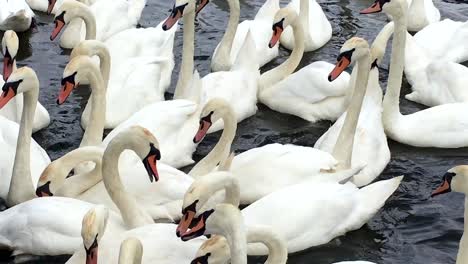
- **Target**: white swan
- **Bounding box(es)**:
[37,126,193,226]
[50,0,146,49]
[26,0,99,14]
[206,0,279,71]
[279,0,332,52]
[176,171,402,254]
[361,0,468,148]
[0,67,50,206]
[432,166,468,264]
[315,28,393,187]
[163,0,260,133]
[1,30,50,132]
[66,205,206,263]
[406,0,440,32]
[0,0,35,32]
[258,6,351,122]
[118,237,143,264]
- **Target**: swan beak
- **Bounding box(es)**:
[36,181,53,197]
[194,119,212,143]
[269,25,283,48]
[50,17,65,41]
[57,80,77,105]
[47,0,57,15]
[162,4,186,31]
[0,85,17,109]
[196,0,209,14]
[328,56,350,82]
[85,245,98,264]
[360,1,382,14]
[3,55,13,81]
[177,210,196,237]
[431,173,455,197]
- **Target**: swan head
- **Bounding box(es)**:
[432,166,468,197]
[329,37,370,82]
[2,30,19,81]
[51,0,88,41]
[0,67,38,109]
[162,0,196,31]
[269,7,298,48]
[192,235,230,264]
[119,238,143,264]
[82,205,109,264]
[193,98,232,143]
[58,55,98,105]
[360,0,406,16]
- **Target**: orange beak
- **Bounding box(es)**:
[193,119,212,143]
[85,246,98,264]
[328,56,351,82]
[57,81,76,105]
[196,0,209,14]
[47,0,57,15]
[269,26,283,48]
[176,210,196,237]
[144,154,159,182]
[162,6,184,31]
[0,86,17,109]
[50,19,65,41]
[431,179,451,197]
[3,57,13,81]
[360,1,382,14]
[181,214,208,241]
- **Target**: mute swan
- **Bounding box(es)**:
[189,98,366,204]
[37,126,193,226]
[204,0,279,71]
[406,0,440,32]
[50,0,146,49]
[1,31,51,132]
[26,0,99,14]
[66,205,205,263]
[0,0,35,32]
[0,67,50,206]
[177,171,403,254]
[432,166,468,264]
[118,238,143,264]
[163,0,260,133]
[258,6,351,122]
[279,0,332,51]
[315,29,392,187]
[361,0,468,148]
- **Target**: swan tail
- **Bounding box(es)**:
[128,0,147,23]
[232,29,259,71]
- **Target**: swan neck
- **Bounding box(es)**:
[80,9,97,40]
[7,83,39,206]
[246,226,287,264]
[214,205,247,264]
[299,0,310,32]
[174,11,196,99]
[213,0,240,68]
[332,52,371,169]
[260,18,304,89]
[95,47,111,87]
[457,197,468,264]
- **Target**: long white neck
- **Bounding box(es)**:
[299,0,310,36]
[174,10,196,99]
[102,139,154,229]
[118,238,143,264]
[189,109,237,178]
[332,50,371,170]
[80,63,106,147]
[198,172,240,206]
[259,16,304,90]
[382,6,407,127]
[71,41,111,87]
[457,197,468,264]
[6,79,39,206]
[77,6,97,40]
[246,226,287,264]
[212,0,240,69]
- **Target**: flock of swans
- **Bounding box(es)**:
[0,0,467,263]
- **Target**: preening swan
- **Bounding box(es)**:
[258,6,351,122]
[361,0,468,148]
[1,30,50,132]
[0,0,35,32]
[0,67,50,206]
[177,171,403,254]
[279,0,332,51]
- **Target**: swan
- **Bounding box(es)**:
[406,0,440,32]
[1,30,50,132]
[279,0,332,51]
[361,0,468,148]
[176,171,402,254]
[432,166,468,264]
[66,205,205,263]
[50,0,146,49]
[189,98,366,205]
[36,126,193,226]
[118,238,143,264]
[162,0,259,133]
[0,67,50,206]
[258,6,351,122]
[315,28,393,187]
[203,0,279,71]
[0,0,35,32]
[26,0,99,14]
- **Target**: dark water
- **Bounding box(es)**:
[1,0,468,263]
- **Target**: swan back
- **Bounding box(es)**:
[231,29,259,72]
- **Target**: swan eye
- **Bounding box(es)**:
[1,79,22,93]
[55,11,66,23]
[337,48,355,62]
[61,72,77,86]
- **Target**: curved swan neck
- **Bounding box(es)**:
[383,6,407,124]
[259,16,304,90]
[102,138,154,229]
[189,109,237,178]
[6,78,39,206]
[197,172,240,206]
[246,226,287,264]
[77,6,97,40]
[332,50,371,169]
[457,197,468,264]
[212,0,240,69]
[174,10,196,100]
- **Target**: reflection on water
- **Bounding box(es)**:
[0,0,468,263]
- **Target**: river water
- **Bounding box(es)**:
[1,0,468,263]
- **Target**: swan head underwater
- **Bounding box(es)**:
[328,37,370,82]
[360,0,406,16]
[268,7,298,48]
[1,30,19,81]
[432,166,468,197]
[162,0,209,31]
[0,67,39,109]
[193,98,233,143]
